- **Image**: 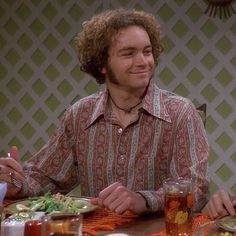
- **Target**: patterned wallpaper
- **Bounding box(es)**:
[0,0,236,196]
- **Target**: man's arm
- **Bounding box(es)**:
[91,182,149,214]
[137,102,209,212]
[92,102,209,214]
[18,106,79,198]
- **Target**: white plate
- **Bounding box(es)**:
[5,197,97,215]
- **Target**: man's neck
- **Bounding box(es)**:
[106,83,147,107]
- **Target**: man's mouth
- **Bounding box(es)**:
[130,70,150,74]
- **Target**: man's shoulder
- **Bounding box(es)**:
[159,88,192,108]
[156,88,196,122]
[71,91,103,110]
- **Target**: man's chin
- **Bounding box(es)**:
[137,76,152,87]
[130,80,150,92]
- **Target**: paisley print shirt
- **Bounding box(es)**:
[20,81,209,212]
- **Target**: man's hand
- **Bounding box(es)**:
[0,146,25,197]
[91,182,148,214]
[202,190,236,219]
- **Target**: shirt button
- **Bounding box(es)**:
[118,128,123,134]
[120,155,124,160]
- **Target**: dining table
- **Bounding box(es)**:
[1,198,165,236]
[82,208,229,236]
[2,197,233,236]
[106,215,165,235]
[89,212,165,236]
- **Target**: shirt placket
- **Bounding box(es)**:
[115,127,128,185]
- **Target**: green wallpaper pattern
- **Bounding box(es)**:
[0,0,236,196]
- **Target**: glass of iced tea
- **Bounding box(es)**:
[42,213,83,236]
[163,178,194,236]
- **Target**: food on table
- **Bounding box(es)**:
[219,232,236,236]
[27,193,87,213]
[2,193,89,236]
[217,215,236,233]
[6,193,87,216]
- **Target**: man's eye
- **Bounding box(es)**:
[122,52,133,57]
[144,50,152,55]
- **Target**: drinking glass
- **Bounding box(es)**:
[0,182,7,235]
[0,202,3,234]
[163,178,194,236]
[42,213,83,236]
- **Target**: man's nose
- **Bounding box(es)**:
[135,53,148,65]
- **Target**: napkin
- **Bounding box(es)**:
[0,182,7,202]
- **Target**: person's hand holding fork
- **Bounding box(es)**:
[0,146,25,197]
[202,189,236,219]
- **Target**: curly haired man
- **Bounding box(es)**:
[0,9,209,215]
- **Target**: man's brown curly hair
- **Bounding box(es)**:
[73,8,163,84]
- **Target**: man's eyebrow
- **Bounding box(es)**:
[118,45,152,53]
[117,47,136,53]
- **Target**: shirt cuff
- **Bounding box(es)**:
[137,191,159,212]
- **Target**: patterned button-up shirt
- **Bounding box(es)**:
[21,81,209,212]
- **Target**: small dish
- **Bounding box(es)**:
[195,220,220,236]
[216,215,236,233]
[195,216,236,236]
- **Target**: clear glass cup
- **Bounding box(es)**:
[0,182,7,235]
[42,213,83,236]
[0,202,3,234]
[163,178,194,236]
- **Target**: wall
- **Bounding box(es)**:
[0,0,236,195]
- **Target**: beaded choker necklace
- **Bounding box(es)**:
[109,94,142,113]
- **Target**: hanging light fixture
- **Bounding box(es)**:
[204,0,236,18]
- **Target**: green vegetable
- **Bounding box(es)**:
[28,193,87,214]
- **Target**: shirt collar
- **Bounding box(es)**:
[142,80,172,123]
[86,89,108,128]
[86,80,172,128]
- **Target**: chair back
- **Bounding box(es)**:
[196,104,207,127]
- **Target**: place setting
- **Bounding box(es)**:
[1,192,96,236]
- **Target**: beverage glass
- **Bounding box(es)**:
[163,178,194,236]
[0,182,7,235]
[42,213,83,236]
[0,202,3,234]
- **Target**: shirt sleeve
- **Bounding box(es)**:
[18,106,79,197]
[138,102,209,212]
